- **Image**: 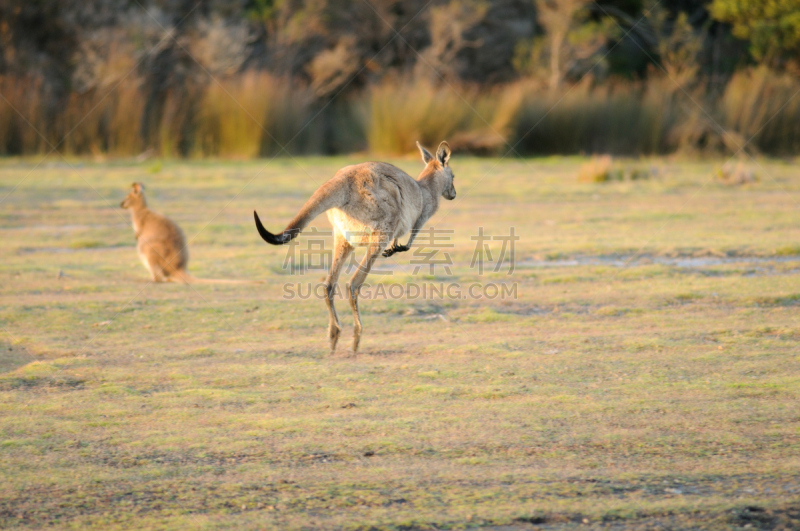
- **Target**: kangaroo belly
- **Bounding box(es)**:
[328,208,412,246]
[137,247,153,274]
[328,209,377,245]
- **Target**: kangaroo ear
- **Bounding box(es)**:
[416,141,435,165]
[132,182,145,193]
[436,141,451,166]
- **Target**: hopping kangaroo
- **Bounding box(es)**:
[254,141,456,352]
[121,182,257,284]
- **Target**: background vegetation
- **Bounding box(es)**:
[1,0,800,158]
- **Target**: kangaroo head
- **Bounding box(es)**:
[417,141,455,200]
[120,182,147,209]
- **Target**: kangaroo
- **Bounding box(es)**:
[254,141,456,352]
[121,182,257,284]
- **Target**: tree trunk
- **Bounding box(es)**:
[549,29,565,91]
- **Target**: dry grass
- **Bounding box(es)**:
[1,156,800,529]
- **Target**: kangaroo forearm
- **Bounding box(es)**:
[382,217,427,258]
[405,215,430,247]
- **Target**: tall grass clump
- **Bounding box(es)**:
[720,66,800,155]
[58,79,145,156]
[451,84,523,155]
[511,78,681,156]
[0,75,145,157]
[158,72,334,157]
[102,81,145,156]
[196,72,274,158]
[158,72,326,157]
[0,76,47,155]
[254,75,320,156]
[367,77,470,154]
[638,76,685,153]
[365,77,521,155]
[195,72,336,156]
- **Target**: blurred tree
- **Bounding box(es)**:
[246,0,282,35]
[419,0,535,83]
[645,1,704,88]
[710,0,800,64]
[514,0,615,89]
[537,0,589,89]
[419,0,488,81]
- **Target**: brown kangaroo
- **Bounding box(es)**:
[254,141,456,352]
[121,182,258,284]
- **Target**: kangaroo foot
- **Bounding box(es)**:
[329,324,341,352]
[352,324,362,352]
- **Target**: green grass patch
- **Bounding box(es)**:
[1,158,799,529]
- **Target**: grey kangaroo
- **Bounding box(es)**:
[254,141,456,352]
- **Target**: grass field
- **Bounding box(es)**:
[1,155,799,529]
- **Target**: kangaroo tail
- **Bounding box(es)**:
[169,271,263,285]
[254,183,344,246]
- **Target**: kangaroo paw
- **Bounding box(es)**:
[382,245,409,258]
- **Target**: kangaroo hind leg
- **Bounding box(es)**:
[349,238,386,353]
[325,231,353,352]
